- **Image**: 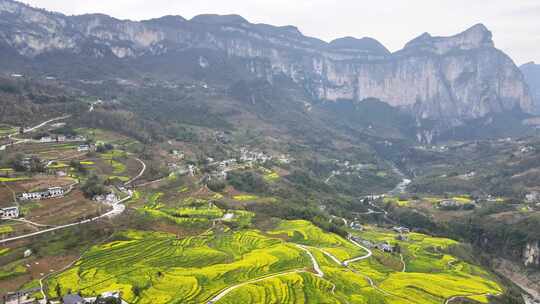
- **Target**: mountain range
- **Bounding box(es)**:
[0,0,537,142]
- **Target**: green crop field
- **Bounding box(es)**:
[348,228,502,303]
[0,225,14,234]
[44,218,502,304]
[0,177,27,182]
[140,199,254,229]
[0,124,17,135]
[47,229,311,303]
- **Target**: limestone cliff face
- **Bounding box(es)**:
[521,62,540,114]
[0,0,533,121]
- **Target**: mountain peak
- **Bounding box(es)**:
[190,14,248,25]
[404,24,494,55]
[328,36,390,56]
[144,15,187,27]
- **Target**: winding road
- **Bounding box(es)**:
[343,235,373,266]
[207,244,334,304]
[124,157,146,186]
[0,193,131,244]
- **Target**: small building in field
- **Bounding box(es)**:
[77,144,90,152]
[392,226,410,234]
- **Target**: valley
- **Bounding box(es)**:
[0,0,540,303]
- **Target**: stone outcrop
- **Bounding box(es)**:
[0,0,533,121]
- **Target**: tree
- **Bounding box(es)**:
[207,180,226,192]
[55,283,62,298]
[70,160,86,174]
[81,174,107,198]
[28,156,45,173]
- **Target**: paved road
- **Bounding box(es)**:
[0,157,146,244]
[125,158,146,186]
[296,244,324,277]
[343,235,373,266]
[0,115,71,151]
[23,115,71,134]
[207,245,328,303]
[0,193,131,244]
[3,218,54,228]
[207,270,308,304]
[445,293,497,304]
[400,254,406,272]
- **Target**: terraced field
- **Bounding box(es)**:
[349,228,502,303]
[47,229,311,303]
[45,219,503,304]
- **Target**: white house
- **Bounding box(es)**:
[48,187,64,197]
[18,187,65,201]
[24,249,32,258]
[77,144,90,152]
[0,206,19,219]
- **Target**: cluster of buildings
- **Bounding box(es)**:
[415,145,449,152]
[526,192,540,204]
[352,227,410,252]
[519,145,535,154]
[438,199,461,208]
[17,187,65,201]
[62,291,127,304]
[3,288,40,304]
[169,163,198,177]
[239,148,272,164]
[331,160,372,177]
[37,135,86,144]
[354,237,396,253]
[93,193,119,205]
[3,290,126,304]
[206,159,238,181]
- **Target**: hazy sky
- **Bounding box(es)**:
[21,0,540,65]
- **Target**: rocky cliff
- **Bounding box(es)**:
[0,0,533,122]
[521,62,540,114]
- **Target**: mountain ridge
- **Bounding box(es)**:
[0,0,533,131]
